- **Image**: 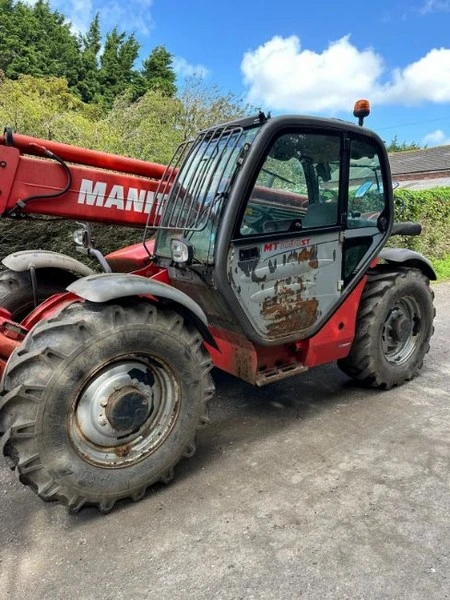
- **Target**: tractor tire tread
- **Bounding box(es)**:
[0,301,214,513]
[338,267,435,389]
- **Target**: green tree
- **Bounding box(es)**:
[141,46,176,97]
[98,28,141,108]
[76,13,102,103]
[386,135,422,152]
[0,0,81,87]
[0,2,180,107]
[103,78,257,163]
[83,13,102,57]
[0,75,105,146]
[103,90,182,164]
[177,75,256,140]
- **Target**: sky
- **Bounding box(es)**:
[44,0,450,146]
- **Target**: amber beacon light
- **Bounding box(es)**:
[353,99,371,126]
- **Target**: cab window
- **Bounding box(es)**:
[239,132,342,236]
[347,139,386,228]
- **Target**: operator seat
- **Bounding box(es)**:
[302,201,338,228]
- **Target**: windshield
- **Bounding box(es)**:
[154,124,260,263]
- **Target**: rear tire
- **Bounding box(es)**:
[0,301,214,513]
[338,267,435,389]
[0,269,73,321]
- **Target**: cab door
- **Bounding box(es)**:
[342,135,390,284]
[227,131,345,342]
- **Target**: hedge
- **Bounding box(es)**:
[0,187,449,266]
[391,187,450,260]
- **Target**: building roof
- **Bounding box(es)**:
[389,145,450,176]
[397,176,450,190]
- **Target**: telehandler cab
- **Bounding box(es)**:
[0,101,435,512]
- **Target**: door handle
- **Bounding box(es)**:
[239,247,260,261]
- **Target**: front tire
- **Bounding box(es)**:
[338,267,435,389]
[0,301,214,513]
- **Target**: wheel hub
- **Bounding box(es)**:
[70,357,180,467]
[390,314,412,343]
[382,297,421,365]
[105,387,152,432]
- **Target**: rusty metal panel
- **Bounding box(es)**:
[228,231,342,341]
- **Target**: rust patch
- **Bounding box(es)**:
[286,246,319,269]
[234,346,255,382]
[113,443,133,458]
[262,285,319,337]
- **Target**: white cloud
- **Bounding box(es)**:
[423,129,450,146]
[172,57,209,79]
[241,35,450,113]
[96,0,154,36]
[59,0,94,33]
[242,35,383,113]
[25,0,154,35]
[380,48,450,104]
[421,0,450,13]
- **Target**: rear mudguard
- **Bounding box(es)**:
[379,248,436,280]
[2,250,94,277]
[67,273,218,348]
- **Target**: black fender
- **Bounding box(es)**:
[67,273,218,349]
[2,250,94,278]
[379,248,437,280]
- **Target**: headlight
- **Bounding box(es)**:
[171,238,193,265]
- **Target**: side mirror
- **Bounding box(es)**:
[73,223,94,249]
[316,162,331,182]
[72,223,112,273]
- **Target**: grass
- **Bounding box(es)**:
[432,255,450,281]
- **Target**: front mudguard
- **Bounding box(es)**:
[379,248,436,280]
[67,273,218,348]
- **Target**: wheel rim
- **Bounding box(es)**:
[69,355,180,468]
[381,296,422,365]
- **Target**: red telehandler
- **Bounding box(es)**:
[0,102,436,513]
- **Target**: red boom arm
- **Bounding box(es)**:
[0,131,169,227]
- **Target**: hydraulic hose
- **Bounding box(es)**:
[6,147,73,217]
